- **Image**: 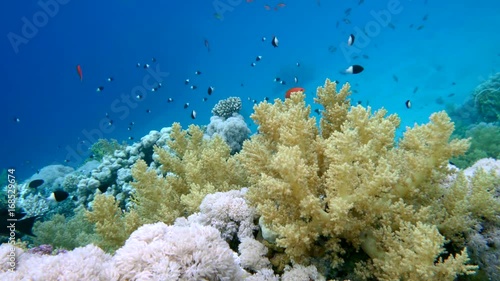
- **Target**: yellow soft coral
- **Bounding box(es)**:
[238,78,483,279]
[85,194,141,252]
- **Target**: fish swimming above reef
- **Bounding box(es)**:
[28,179,44,188]
[285,87,305,99]
[47,190,70,202]
[0,208,37,236]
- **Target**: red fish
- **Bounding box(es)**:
[76,65,83,82]
[285,87,305,99]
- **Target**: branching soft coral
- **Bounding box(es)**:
[85,123,248,252]
[152,122,248,213]
[85,194,141,252]
[238,79,483,279]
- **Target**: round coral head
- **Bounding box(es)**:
[285,87,305,99]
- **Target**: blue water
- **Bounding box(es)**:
[2,0,499,180]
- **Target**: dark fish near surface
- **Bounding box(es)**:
[348,34,355,46]
[393,75,399,82]
[413,86,419,94]
[272,36,279,47]
[345,65,364,74]
[405,100,412,109]
[0,208,37,236]
[204,39,210,52]
[28,179,44,188]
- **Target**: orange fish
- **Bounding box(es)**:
[76,65,83,82]
[285,87,305,99]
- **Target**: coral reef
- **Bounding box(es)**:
[450,123,500,169]
[205,114,251,154]
[3,78,500,280]
[212,96,243,119]
[32,209,98,250]
[86,123,248,251]
[236,79,494,280]
[473,72,500,123]
[89,138,125,162]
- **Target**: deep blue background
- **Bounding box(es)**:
[1,0,499,180]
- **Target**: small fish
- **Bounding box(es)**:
[76,65,83,82]
[146,109,152,113]
[204,39,210,52]
[151,57,157,62]
[48,190,70,202]
[279,80,286,85]
[28,179,44,188]
[285,87,305,99]
[202,97,208,102]
[129,136,134,140]
[251,62,256,67]
[345,8,352,16]
[190,85,197,90]
[296,62,300,67]
[409,24,414,28]
[422,14,428,21]
[136,94,143,100]
[185,79,190,84]
[127,127,131,131]
[256,55,262,61]
[344,65,364,74]
[262,37,266,41]
[136,63,141,67]
[208,86,215,95]
[184,103,190,109]
[294,76,298,83]
[314,108,321,115]
[405,100,411,109]
[343,18,351,24]
[191,110,197,119]
[348,34,355,46]
[448,93,455,97]
[388,23,396,30]
[264,5,271,10]
[274,77,281,82]
[167,97,174,103]
[413,86,419,94]
[143,64,150,69]
[107,77,113,82]
[272,36,279,47]
[195,70,202,75]
[96,86,104,92]
[362,54,370,59]
[393,75,399,82]
[14,117,20,123]
[358,0,364,4]
[416,25,424,30]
